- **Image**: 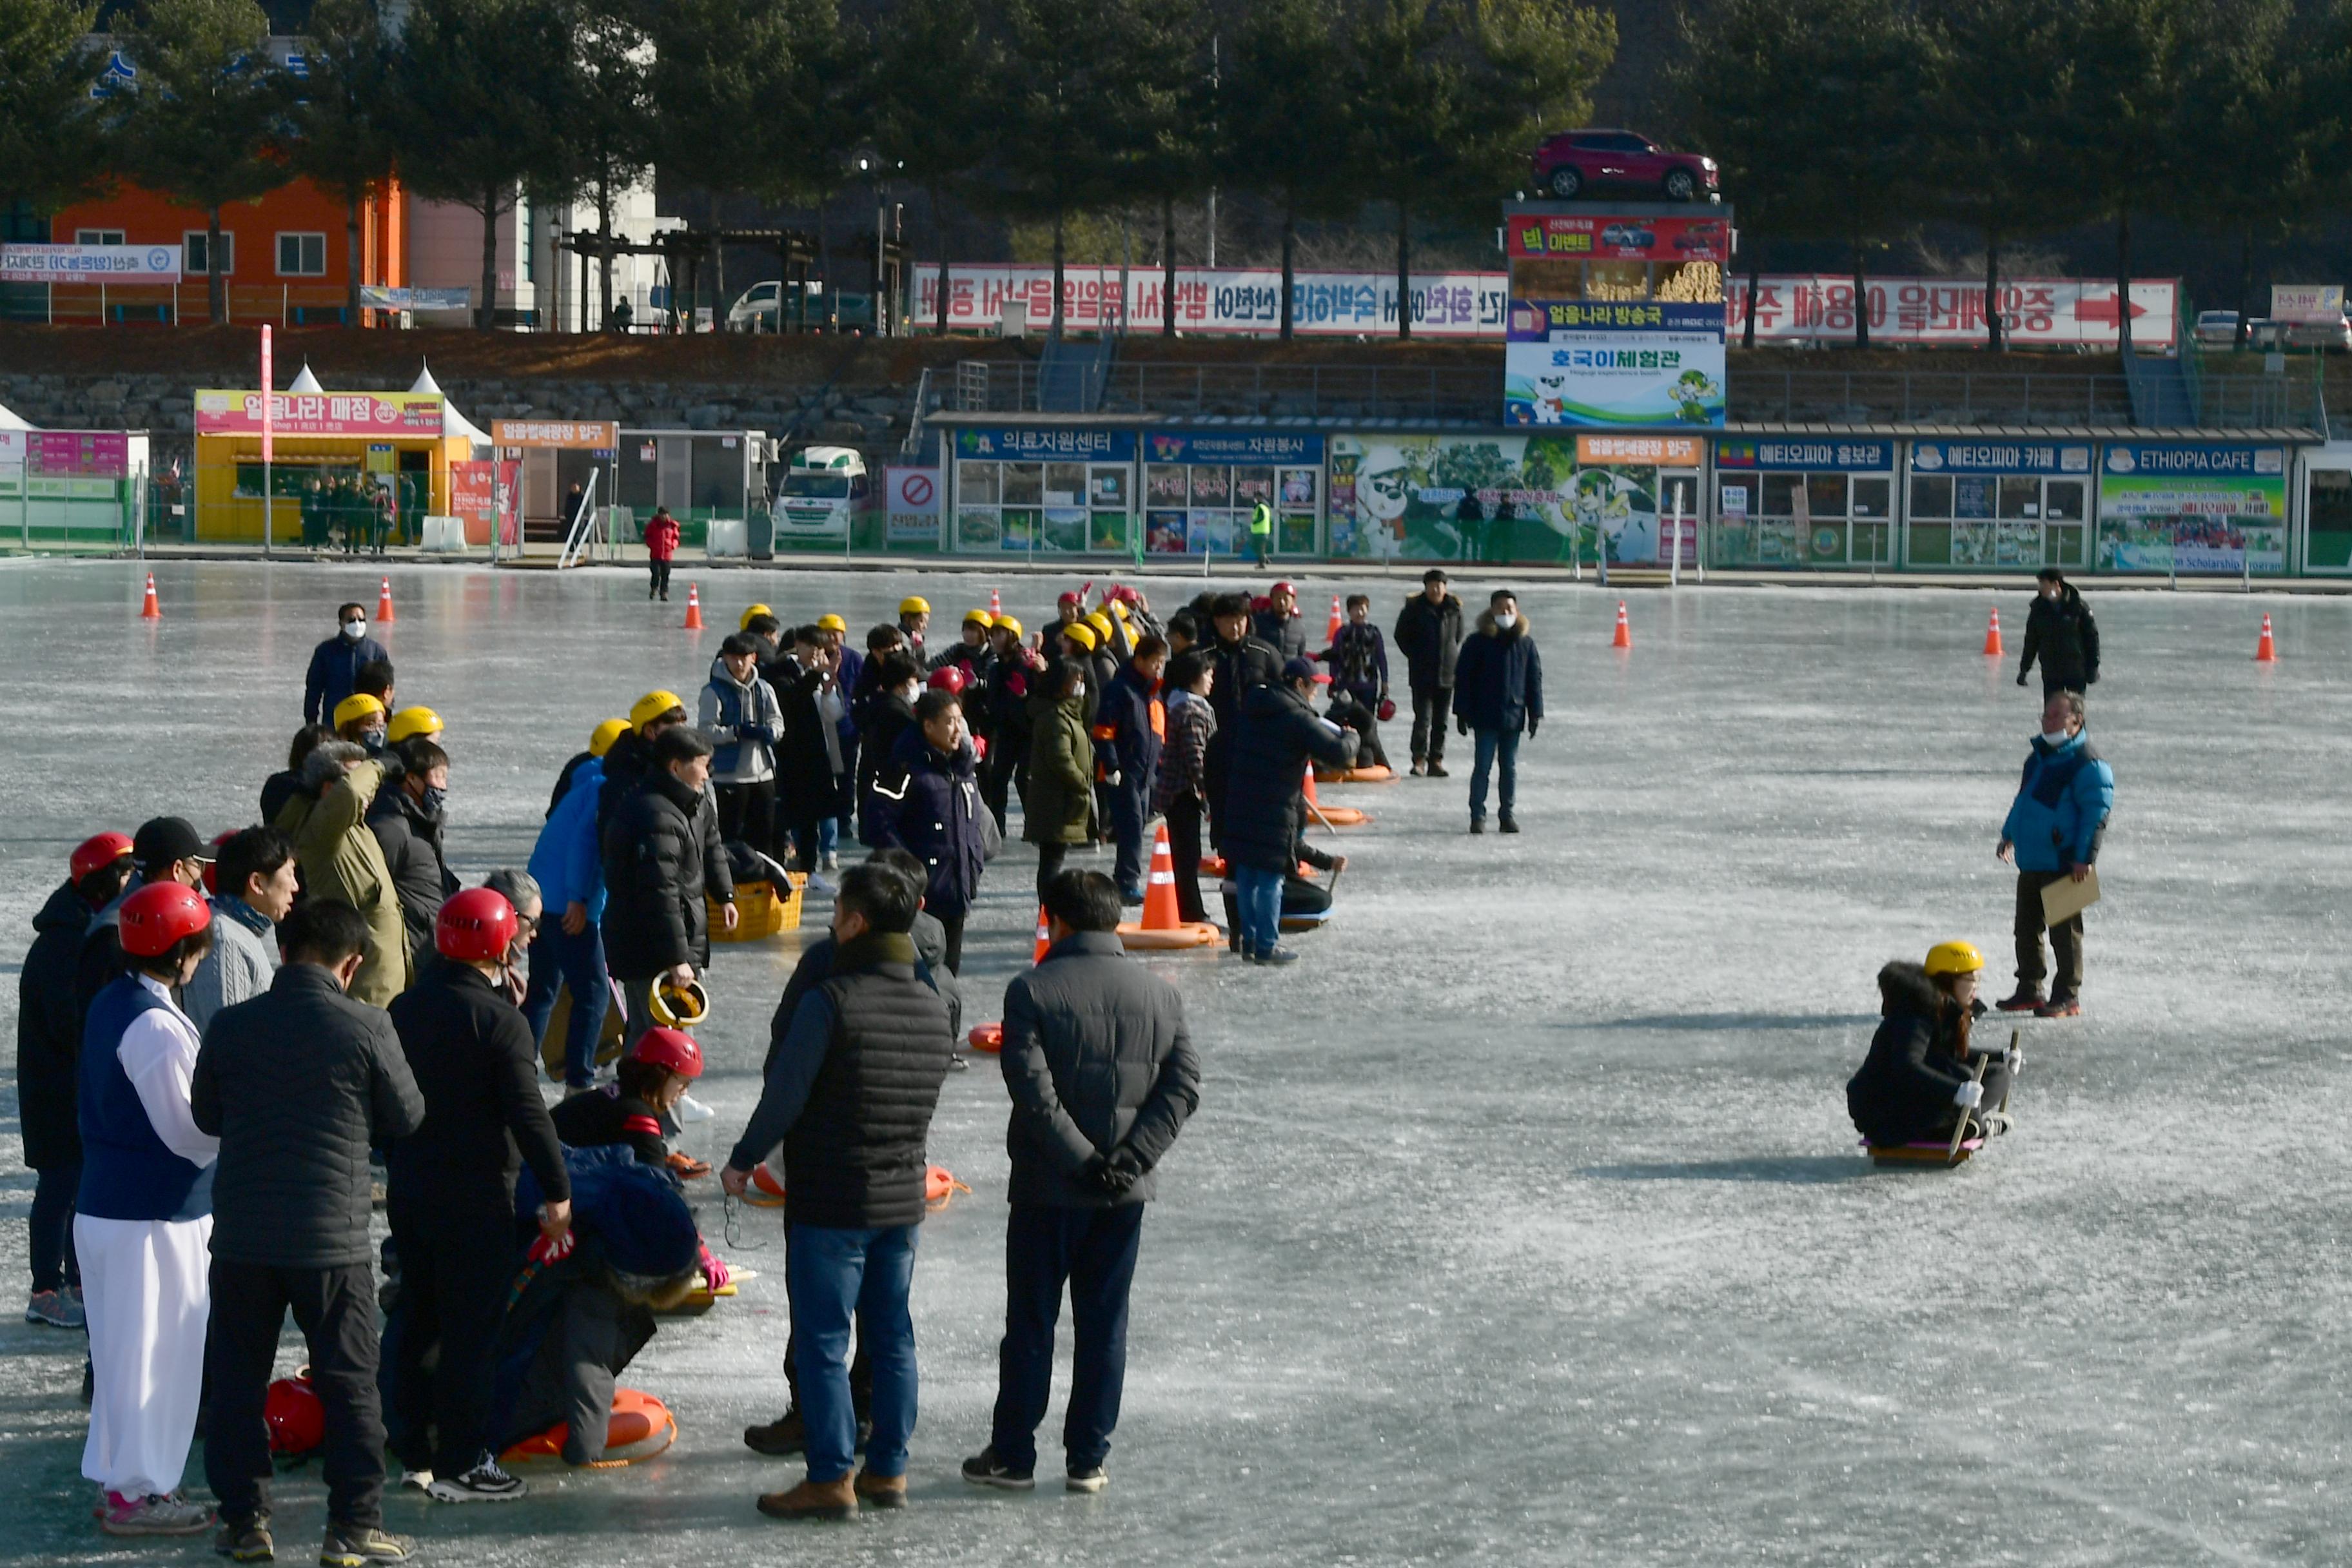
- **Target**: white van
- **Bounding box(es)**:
[770,446,868,540]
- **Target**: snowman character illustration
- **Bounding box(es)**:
[1668,368,1721,424]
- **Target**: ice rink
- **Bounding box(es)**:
[2,559,2349,1565]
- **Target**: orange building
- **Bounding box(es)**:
[46,177,404,326]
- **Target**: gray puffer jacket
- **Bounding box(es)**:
[999,930,1201,1208]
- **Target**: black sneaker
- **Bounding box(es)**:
[961,1447,1035,1490]
[1252,945,1302,965]
[1468,818,1485,834]
[1498,814,1519,834]
[426,1455,525,1504]
[215,1518,273,1562]
[1066,1465,1108,1494]
[319,1525,415,1566]
[743,1409,806,1456]
[1426,762,1449,778]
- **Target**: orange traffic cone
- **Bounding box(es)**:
[1302,763,1369,827]
[1119,821,1219,950]
[2256,613,2277,662]
[375,575,396,623]
[1326,595,1343,643]
[138,572,161,620]
[989,587,1002,616]
[1610,600,1631,649]
[1032,905,1052,963]
[1983,607,2003,656]
[683,583,705,630]
[1301,764,1320,808]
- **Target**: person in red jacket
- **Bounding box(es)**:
[643,507,680,602]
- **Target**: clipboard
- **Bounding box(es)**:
[2041,865,2101,925]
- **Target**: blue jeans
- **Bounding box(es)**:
[1469,727,1521,822]
[1234,865,1284,956]
[788,1223,919,1482]
[991,1202,1144,1473]
[29,1159,79,1292]
[1109,772,1150,894]
[818,815,841,858]
[520,919,609,1088]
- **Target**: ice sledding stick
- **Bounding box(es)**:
[1995,1028,2021,1116]
[1946,1052,1992,1164]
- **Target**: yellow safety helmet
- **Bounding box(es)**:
[588,717,631,758]
[630,689,687,731]
[993,614,1024,639]
[816,613,848,634]
[1924,940,1984,978]
[1061,622,1097,652]
[740,603,773,631]
[899,596,932,616]
[1085,611,1113,638]
[963,608,994,628]
[386,706,443,745]
[333,693,385,730]
[647,974,710,1029]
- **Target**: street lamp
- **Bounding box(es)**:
[856,152,903,337]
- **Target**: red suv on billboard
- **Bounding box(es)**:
[1530,129,1719,202]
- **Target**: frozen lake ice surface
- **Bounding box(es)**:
[1,558,2348,1565]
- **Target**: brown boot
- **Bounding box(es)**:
[854,1471,907,1509]
[756,1477,856,1520]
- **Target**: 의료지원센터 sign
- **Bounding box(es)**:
[2096,443,2286,574]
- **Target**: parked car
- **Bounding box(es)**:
[1600,222,1656,250]
[2285,317,2352,352]
[725,280,874,332]
[2192,309,2240,347]
[1530,129,1720,202]
[769,446,869,540]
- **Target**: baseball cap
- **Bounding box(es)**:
[1282,657,1319,683]
[133,816,211,872]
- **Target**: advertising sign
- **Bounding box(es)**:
[358,285,472,311]
[449,459,520,547]
[1505,213,1730,264]
[912,265,1505,338]
[2269,284,2344,324]
[1715,437,1894,472]
[491,419,618,449]
[1141,431,1324,466]
[197,389,444,438]
[1329,431,1680,566]
[885,466,941,544]
[2096,443,2286,574]
[0,242,181,283]
[1726,277,2178,349]
[951,426,1137,462]
[1503,302,1725,427]
[1575,435,1703,465]
[1,431,131,478]
[1910,441,2093,476]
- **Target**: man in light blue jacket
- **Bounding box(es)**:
[524,755,611,1088]
[1995,690,2114,1019]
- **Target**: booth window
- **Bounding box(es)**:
[75,228,125,245]
[277,233,326,277]
[184,231,233,275]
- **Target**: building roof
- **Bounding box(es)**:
[928,410,2324,445]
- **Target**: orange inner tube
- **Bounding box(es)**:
[502,1389,677,1466]
[1115,921,1221,950]
[1315,764,1396,784]
[967,1022,1003,1053]
[1313,805,1371,826]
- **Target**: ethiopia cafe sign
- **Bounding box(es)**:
[196,389,444,438]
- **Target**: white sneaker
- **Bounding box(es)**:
[820,852,840,873]
[805,874,838,899]
[397,1468,433,1493]
[674,1091,716,1124]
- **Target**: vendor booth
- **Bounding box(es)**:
[0,419,152,551]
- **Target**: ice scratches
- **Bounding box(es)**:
[1588,1012,1881,1032]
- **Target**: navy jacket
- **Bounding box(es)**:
[304,631,390,725]
[1099,663,1163,785]
[1453,611,1544,734]
[1222,683,1357,874]
[872,727,988,921]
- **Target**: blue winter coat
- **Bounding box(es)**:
[1099,664,1163,785]
[2001,730,2114,872]
[872,726,988,920]
[530,758,608,921]
[1452,612,1544,734]
[303,632,391,725]
[1222,683,1357,874]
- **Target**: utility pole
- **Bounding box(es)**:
[1206,33,1219,269]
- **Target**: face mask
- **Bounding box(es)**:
[359,727,387,752]
[1493,611,1517,629]
[2041,727,2071,747]
[341,620,366,640]
[420,785,448,816]
[1070,684,1085,701]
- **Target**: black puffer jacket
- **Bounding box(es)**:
[601,769,734,977]
[856,691,917,847]
[1845,962,2001,1146]
[369,785,458,965]
[193,964,426,1268]
[870,727,988,921]
[2019,583,2101,688]
[1000,931,1201,1208]
[16,881,90,1170]
[1395,591,1465,689]
[1453,610,1544,734]
[1222,682,1357,874]
[1253,608,1309,664]
[386,960,571,1207]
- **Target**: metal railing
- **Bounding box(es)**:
[953,360,1498,422]
[1729,369,2138,426]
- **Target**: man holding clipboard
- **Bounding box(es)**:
[1994,691,2115,1019]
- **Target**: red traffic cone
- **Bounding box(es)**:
[1032,905,1052,963]
[139,572,161,620]
[375,576,396,623]
[1983,607,2003,656]
[2256,613,2277,663]
[1326,595,1344,643]
[1610,600,1631,649]
[989,587,1002,616]
[1301,763,1321,808]
[683,583,705,631]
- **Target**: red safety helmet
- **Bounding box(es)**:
[118,882,211,957]
[201,829,237,896]
[70,831,134,883]
[926,665,967,695]
[1270,580,1295,597]
[264,1377,325,1456]
[631,1026,705,1080]
[1057,590,1082,606]
[1377,696,1396,723]
[435,887,518,963]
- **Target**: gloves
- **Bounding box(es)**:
[1952,1079,1984,1109]
[1456,716,1471,736]
[1083,1150,1143,1197]
[1105,769,1122,787]
[666,1150,711,1180]
[2015,672,2027,687]
[527,1228,576,1266]
[1527,718,1539,739]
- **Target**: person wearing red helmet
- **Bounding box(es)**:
[551,1028,704,1171]
[1252,581,1309,664]
[74,817,213,1031]
[384,887,571,1504]
[16,832,134,1332]
[75,881,218,1538]
[190,898,424,1567]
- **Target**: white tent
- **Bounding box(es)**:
[288,361,324,394]
[0,401,35,431]
[412,361,491,455]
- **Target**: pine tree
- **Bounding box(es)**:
[288,0,398,321]
[873,0,997,333]
[0,0,105,218]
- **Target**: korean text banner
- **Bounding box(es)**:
[951,426,1139,462]
[197,390,444,438]
[1910,441,2094,476]
[1504,330,1725,427]
[492,420,618,449]
[912,265,1505,338]
[0,243,181,283]
[1142,431,1324,466]
[1505,214,1730,264]
[1726,277,2178,348]
[2269,284,2344,324]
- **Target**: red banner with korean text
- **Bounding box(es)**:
[1725,277,2177,349]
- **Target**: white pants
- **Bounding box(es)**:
[76,1213,211,1498]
